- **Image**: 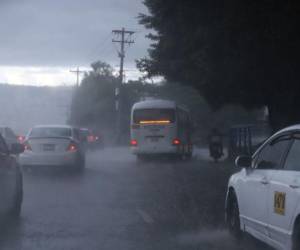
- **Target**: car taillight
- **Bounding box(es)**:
[24,141,32,151]
[172,138,181,146]
[130,139,138,146]
[87,135,95,142]
[17,135,25,143]
[67,142,78,152]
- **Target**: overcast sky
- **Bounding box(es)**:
[0,0,150,85]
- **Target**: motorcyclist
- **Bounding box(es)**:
[208,128,223,158]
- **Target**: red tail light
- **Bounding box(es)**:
[130,139,138,146]
[172,138,181,146]
[88,135,99,142]
[24,141,32,151]
[87,135,94,142]
[67,142,78,152]
[17,135,25,143]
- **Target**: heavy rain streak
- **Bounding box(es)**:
[1,1,300,250]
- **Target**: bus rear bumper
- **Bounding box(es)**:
[131,146,178,155]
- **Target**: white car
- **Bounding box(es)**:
[225,125,300,250]
[20,125,85,170]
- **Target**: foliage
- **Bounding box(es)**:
[138,0,300,130]
[154,81,260,141]
[69,61,118,132]
[70,61,260,144]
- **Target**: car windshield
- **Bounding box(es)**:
[29,127,72,138]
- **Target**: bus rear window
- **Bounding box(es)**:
[133,109,176,124]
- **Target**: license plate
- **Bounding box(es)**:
[145,125,164,130]
[43,144,55,151]
[274,191,286,215]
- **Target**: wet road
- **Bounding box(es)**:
[0,148,270,250]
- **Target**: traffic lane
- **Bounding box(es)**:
[86,148,271,250]
[0,169,145,249]
[130,154,271,250]
[0,148,177,250]
[0,148,270,250]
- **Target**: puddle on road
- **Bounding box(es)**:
[87,148,136,164]
[176,229,237,248]
[175,229,269,250]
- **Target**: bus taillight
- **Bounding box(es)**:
[139,120,170,125]
[131,139,138,146]
[172,138,181,145]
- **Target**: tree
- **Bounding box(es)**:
[138,0,300,131]
[69,59,259,145]
[91,61,114,77]
[69,61,156,143]
[69,61,118,132]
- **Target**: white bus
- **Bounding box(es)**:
[130,100,193,160]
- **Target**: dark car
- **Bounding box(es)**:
[80,128,104,151]
[0,127,19,151]
[0,133,24,218]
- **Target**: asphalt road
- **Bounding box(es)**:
[0,148,271,250]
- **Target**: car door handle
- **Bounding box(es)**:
[289,184,300,189]
[260,178,269,185]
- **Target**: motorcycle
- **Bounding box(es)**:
[209,142,223,162]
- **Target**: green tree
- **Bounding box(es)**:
[70,60,259,144]
[138,0,300,131]
[69,61,118,132]
[69,61,157,142]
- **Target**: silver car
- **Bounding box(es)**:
[20,125,85,170]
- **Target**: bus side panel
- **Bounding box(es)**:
[176,108,193,156]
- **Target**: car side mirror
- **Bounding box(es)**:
[10,143,25,155]
[235,155,252,168]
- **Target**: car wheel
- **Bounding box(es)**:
[185,152,192,161]
[169,153,182,161]
[227,192,242,239]
[292,219,300,250]
[136,154,146,163]
[10,173,23,218]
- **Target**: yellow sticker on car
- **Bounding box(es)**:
[274,192,286,215]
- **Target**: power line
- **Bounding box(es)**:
[70,67,86,87]
[85,32,113,62]
[112,28,135,84]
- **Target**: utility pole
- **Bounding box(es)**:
[112,28,135,142]
[70,67,85,87]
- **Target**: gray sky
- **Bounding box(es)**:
[0,0,150,85]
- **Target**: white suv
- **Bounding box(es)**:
[226,125,300,250]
